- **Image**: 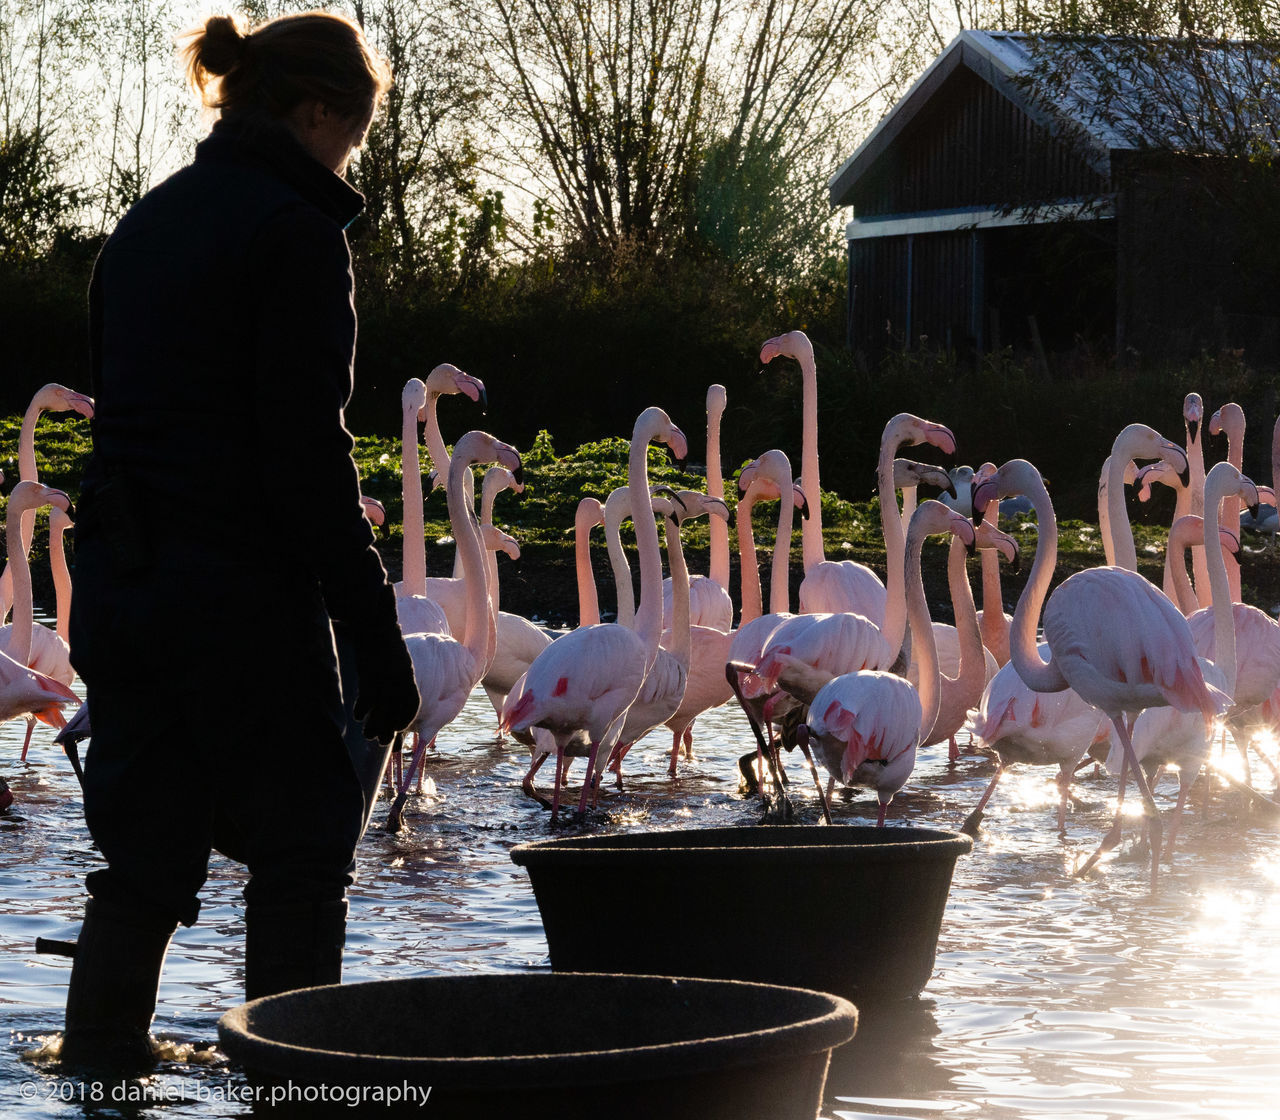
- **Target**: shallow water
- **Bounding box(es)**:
[4,659,1280,1119]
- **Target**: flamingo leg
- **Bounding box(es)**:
[875,798,888,827]
[947,735,959,765]
[577,743,601,815]
[549,748,568,824]
[20,717,35,762]
[522,751,552,808]
[1077,742,1130,878]
[1055,764,1072,834]
[795,725,831,825]
[961,758,1005,836]
[385,733,432,833]
[668,730,682,777]
[682,724,694,760]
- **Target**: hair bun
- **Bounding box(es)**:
[196,14,250,77]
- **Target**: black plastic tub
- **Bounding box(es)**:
[217,972,857,1120]
[511,825,973,1003]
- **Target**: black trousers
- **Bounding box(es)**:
[71,537,364,929]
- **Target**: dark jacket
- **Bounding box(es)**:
[74,115,403,703]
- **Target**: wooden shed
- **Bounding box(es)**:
[829,31,1280,367]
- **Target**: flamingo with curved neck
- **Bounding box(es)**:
[502,407,687,821]
[975,458,1229,891]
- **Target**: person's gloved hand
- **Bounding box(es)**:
[351,629,420,745]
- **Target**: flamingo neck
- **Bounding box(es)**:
[445,456,491,672]
[903,521,940,743]
[770,484,795,616]
[799,353,823,569]
[736,489,763,625]
[51,518,71,644]
[707,395,729,589]
[1166,518,1201,616]
[947,534,985,693]
[629,433,665,668]
[978,504,1009,660]
[877,432,909,657]
[575,506,602,628]
[5,505,33,664]
[605,490,636,629]
[2,401,47,621]
[1203,474,1237,696]
[1107,451,1138,573]
[400,403,427,597]
[662,516,692,667]
[1008,466,1070,693]
[1222,412,1245,602]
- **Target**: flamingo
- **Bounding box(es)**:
[510,497,604,806]
[1,483,81,762]
[662,384,733,633]
[973,458,1230,891]
[0,384,94,622]
[501,407,687,822]
[795,502,976,826]
[384,431,522,832]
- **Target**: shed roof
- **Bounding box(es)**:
[829,30,1280,209]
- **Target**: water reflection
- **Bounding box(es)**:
[4,678,1280,1118]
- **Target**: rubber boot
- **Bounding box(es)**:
[244,898,347,1001]
[60,897,176,1070]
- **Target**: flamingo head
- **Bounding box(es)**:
[885,413,956,457]
[759,330,813,368]
[34,383,95,419]
[1209,401,1244,443]
[452,431,522,483]
[975,520,1019,573]
[401,377,427,415]
[424,364,487,413]
[706,383,727,416]
[893,458,955,499]
[1184,392,1203,442]
[7,480,73,521]
[481,522,520,560]
[359,495,387,528]
[794,486,810,519]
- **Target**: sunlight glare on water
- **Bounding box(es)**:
[3,652,1280,1118]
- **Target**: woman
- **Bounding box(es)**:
[62,12,420,1067]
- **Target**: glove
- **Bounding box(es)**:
[350,627,420,745]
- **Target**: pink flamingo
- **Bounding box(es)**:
[385,430,522,832]
[970,463,1013,667]
[795,502,976,825]
[509,498,604,806]
[974,457,1230,891]
[1183,392,1212,607]
[0,384,94,621]
[501,407,687,822]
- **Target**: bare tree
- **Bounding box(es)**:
[469,0,927,266]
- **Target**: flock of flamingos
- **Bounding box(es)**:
[3,331,1279,894]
